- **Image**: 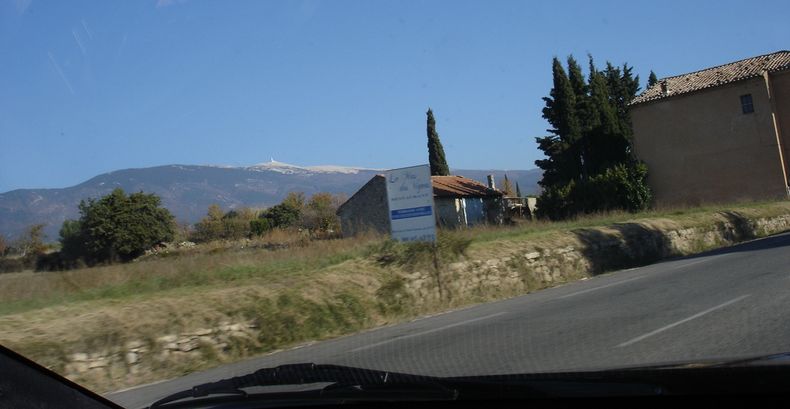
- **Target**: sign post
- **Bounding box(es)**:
[385,164,436,243]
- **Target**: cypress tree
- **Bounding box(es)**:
[587,61,625,175]
[536,57,582,187]
[536,54,651,219]
[647,71,658,88]
[604,62,640,140]
[516,182,522,198]
[568,56,591,180]
[426,108,450,176]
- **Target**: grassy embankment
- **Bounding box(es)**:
[1,200,789,392]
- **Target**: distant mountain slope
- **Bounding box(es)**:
[0,162,541,240]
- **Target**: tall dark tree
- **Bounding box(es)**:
[515,182,522,198]
[426,108,450,176]
[604,62,640,140]
[536,55,651,219]
[647,71,659,88]
[536,57,582,188]
[586,63,626,175]
[567,56,591,180]
[58,220,84,261]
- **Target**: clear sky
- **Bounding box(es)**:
[1,0,788,192]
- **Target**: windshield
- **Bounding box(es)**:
[2,0,790,407]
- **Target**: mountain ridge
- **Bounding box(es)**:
[0,162,542,240]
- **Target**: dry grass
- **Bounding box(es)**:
[0,230,386,315]
[3,200,786,316]
[450,199,789,245]
[2,200,789,392]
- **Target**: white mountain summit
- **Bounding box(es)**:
[246,159,380,175]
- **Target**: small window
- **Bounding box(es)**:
[740,94,754,114]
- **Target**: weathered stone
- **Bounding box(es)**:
[214,342,229,351]
[164,342,179,351]
[88,359,109,369]
[125,340,145,350]
[525,251,540,260]
[68,362,90,374]
[187,328,213,336]
[199,335,214,343]
[125,352,139,365]
[179,339,200,352]
[71,353,89,362]
[228,324,245,332]
[157,334,178,344]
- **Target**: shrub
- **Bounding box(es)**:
[249,219,272,236]
[536,162,651,220]
[62,188,175,264]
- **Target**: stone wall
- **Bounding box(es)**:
[398,212,790,308]
[337,175,390,237]
[59,210,790,392]
[64,321,257,384]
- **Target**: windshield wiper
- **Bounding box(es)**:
[148,363,458,408]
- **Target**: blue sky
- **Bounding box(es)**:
[1,0,788,192]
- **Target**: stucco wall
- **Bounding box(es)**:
[771,70,790,186]
[631,76,788,207]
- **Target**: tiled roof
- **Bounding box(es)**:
[631,50,790,105]
[431,175,502,198]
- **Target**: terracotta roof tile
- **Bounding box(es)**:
[631,50,790,105]
[431,175,502,198]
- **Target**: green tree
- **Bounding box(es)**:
[14,224,46,258]
[193,204,225,242]
[301,192,342,233]
[426,108,450,176]
[516,182,522,198]
[58,219,84,261]
[536,57,582,187]
[0,234,6,257]
[77,188,174,263]
[249,218,272,236]
[647,71,659,88]
[535,55,651,219]
[585,62,625,176]
[219,207,256,240]
[259,192,305,230]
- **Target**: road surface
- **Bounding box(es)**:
[107,232,790,408]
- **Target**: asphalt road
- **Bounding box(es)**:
[107,232,790,408]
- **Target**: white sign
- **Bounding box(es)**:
[385,164,436,243]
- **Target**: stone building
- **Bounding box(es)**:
[336,175,504,237]
[630,50,790,206]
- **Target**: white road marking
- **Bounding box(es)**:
[558,276,645,299]
[617,294,751,348]
[349,312,507,353]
